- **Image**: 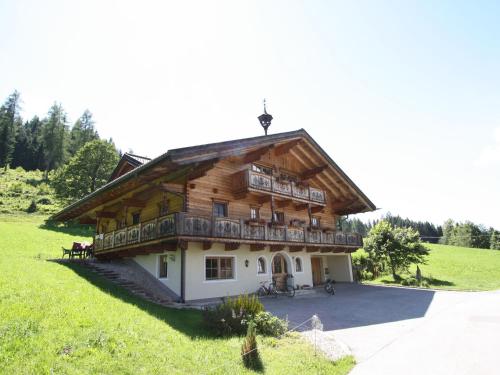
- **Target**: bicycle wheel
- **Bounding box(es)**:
[257,286,267,297]
[269,283,278,298]
[286,285,295,297]
[324,283,333,294]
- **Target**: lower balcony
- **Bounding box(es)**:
[94,212,363,256]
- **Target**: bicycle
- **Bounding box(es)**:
[324,278,336,295]
[257,280,278,298]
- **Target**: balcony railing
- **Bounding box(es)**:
[94,212,363,252]
[233,170,326,204]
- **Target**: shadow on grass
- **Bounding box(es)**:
[51,260,220,340]
[39,220,94,237]
[379,276,454,287]
[244,354,265,373]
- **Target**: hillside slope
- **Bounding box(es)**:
[0,216,354,374]
[0,167,61,215]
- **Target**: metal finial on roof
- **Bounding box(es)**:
[258,99,273,136]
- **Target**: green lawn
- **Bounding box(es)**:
[0,215,354,374]
[365,243,500,291]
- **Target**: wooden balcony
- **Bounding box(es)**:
[94,212,363,254]
[233,170,326,205]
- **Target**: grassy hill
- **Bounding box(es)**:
[0,215,354,374]
[0,167,61,215]
[362,243,500,291]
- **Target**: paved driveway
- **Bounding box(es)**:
[263,284,500,375]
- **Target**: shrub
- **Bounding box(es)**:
[360,270,373,281]
[202,294,264,336]
[241,321,259,369]
[253,311,288,336]
[9,182,24,194]
[26,200,37,213]
[37,197,52,205]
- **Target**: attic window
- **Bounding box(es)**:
[252,164,273,176]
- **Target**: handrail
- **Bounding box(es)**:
[94,212,362,253]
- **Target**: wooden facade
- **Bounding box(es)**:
[53,129,375,260]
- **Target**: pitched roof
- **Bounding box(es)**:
[108,153,151,181]
[52,129,376,221]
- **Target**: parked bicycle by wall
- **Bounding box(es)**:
[324,279,336,295]
[257,280,278,298]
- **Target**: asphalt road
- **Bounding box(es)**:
[263,284,500,375]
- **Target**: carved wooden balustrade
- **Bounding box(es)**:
[94,212,363,253]
[233,170,326,204]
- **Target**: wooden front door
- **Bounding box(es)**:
[272,254,288,291]
[311,257,322,286]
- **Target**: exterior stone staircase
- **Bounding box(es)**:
[58,259,199,309]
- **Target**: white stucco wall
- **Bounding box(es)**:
[134,249,182,295]
[184,243,314,301]
[325,254,353,282]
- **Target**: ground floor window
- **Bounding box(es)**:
[257,256,266,274]
[205,256,234,280]
[295,257,303,272]
[159,255,168,278]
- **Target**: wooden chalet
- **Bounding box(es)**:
[53,128,375,302]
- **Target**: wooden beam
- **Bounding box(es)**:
[95,211,117,218]
[178,240,189,251]
[202,241,212,250]
[274,139,302,156]
[122,198,146,207]
[306,246,320,253]
[301,165,328,181]
[289,245,304,252]
[78,216,97,225]
[250,243,266,251]
[158,182,184,194]
[333,248,345,253]
[295,203,309,211]
[187,159,218,181]
[270,245,285,252]
[320,247,333,253]
[276,199,292,209]
[258,195,272,204]
[310,206,324,214]
[243,145,274,163]
[225,242,240,251]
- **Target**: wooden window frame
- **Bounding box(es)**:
[295,257,303,273]
[273,211,285,225]
[251,163,273,176]
[205,256,235,281]
[257,256,267,275]
[158,255,168,279]
[250,206,260,220]
[311,216,321,229]
[212,200,228,218]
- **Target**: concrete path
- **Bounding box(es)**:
[263,284,500,375]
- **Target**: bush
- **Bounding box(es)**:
[241,321,259,369]
[360,270,373,281]
[202,294,266,336]
[26,200,37,213]
[37,197,52,205]
[253,311,288,337]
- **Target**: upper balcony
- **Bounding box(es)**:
[232,169,326,205]
[93,212,363,256]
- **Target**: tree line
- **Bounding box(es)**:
[0,90,120,204]
[343,213,499,250]
[0,90,108,175]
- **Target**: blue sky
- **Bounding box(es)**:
[1,1,499,228]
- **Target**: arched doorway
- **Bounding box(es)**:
[272,253,290,291]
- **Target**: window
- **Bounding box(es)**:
[273,211,285,225]
[158,199,169,216]
[250,207,260,220]
[205,257,234,280]
[159,255,168,278]
[311,216,320,228]
[295,257,303,272]
[252,164,273,176]
[132,212,141,225]
[213,202,228,217]
[257,257,266,274]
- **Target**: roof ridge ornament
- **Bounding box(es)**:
[258,98,273,136]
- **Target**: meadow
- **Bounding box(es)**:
[0,215,354,374]
[361,243,500,290]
